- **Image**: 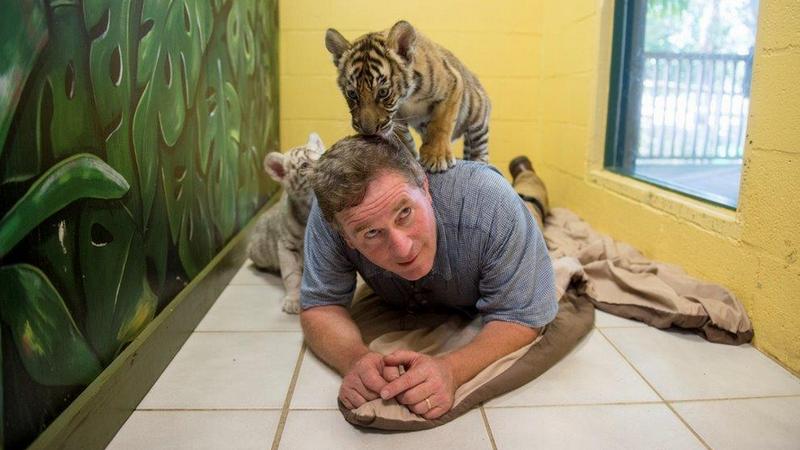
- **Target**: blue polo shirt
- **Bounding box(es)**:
[300,161,558,328]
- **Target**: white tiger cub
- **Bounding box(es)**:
[248,133,324,313]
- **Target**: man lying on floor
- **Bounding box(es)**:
[299,134,557,419]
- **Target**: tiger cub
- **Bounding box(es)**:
[325,20,491,172]
[248,133,324,314]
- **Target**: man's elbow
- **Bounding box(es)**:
[299,304,346,331]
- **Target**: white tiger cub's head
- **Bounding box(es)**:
[325,21,417,136]
[263,133,324,198]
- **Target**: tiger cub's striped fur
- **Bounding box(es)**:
[248,133,324,314]
[325,20,491,172]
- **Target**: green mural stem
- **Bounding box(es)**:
[0,154,129,258]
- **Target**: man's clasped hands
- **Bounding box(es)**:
[339,350,457,420]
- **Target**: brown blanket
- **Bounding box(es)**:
[545,208,753,345]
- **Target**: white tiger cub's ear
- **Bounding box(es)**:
[264,152,287,182]
[388,21,417,63]
[307,132,325,154]
[325,28,350,64]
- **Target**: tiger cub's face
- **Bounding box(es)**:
[263,133,324,198]
[325,21,417,136]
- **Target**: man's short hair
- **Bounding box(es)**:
[311,134,426,227]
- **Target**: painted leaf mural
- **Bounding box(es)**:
[201,54,241,241]
[0,154,130,257]
[79,202,157,364]
[83,0,144,227]
[0,265,102,386]
[162,109,216,279]
[0,0,279,447]
[0,0,46,151]
[226,0,257,79]
[132,0,214,226]
[1,2,101,186]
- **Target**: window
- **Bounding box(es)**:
[605,0,759,209]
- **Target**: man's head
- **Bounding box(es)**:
[311,135,436,280]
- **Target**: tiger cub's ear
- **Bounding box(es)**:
[325,28,350,65]
[387,20,416,63]
[264,152,287,182]
[307,132,325,154]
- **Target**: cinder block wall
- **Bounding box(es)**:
[278,0,544,174]
[279,0,800,374]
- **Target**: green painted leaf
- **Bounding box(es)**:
[199,53,241,241]
[212,0,229,13]
[132,0,213,225]
[226,0,256,78]
[29,207,85,326]
[0,0,47,152]
[0,154,129,258]
[2,3,101,185]
[161,107,199,244]
[144,174,169,294]
[79,202,157,364]
[0,264,101,386]
[237,145,260,228]
[82,0,144,228]
[179,181,216,279]
[161,109,216,278]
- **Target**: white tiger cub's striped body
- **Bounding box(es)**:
[325,20,491,172]
[248,133,324,313]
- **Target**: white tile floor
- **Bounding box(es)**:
[108,260,800,450]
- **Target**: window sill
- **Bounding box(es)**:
[587,168,742,239]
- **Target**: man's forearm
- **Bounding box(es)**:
[300,305,370,376]
[441,320,539,387]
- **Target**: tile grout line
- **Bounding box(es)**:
[193,330,302,334]
[668,393,800,403]
[595,328,712,450]
[484,400,666,410]
[271,342,307,450]
[479,406,498,450]
[135,407,284,412]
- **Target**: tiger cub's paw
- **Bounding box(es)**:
[419,142,455,173]
[281,294,301,314]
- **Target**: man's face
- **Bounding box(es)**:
[336,170,437,281]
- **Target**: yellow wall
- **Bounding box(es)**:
[279,0,545,172]
[280,0,800,373]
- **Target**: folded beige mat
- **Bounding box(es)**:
[339,286,594,430]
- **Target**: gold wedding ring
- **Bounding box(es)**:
[425,397,432,410]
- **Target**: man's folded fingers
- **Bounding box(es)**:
[351,379,379,401]
[423,405,447,420]
[343,390,367,410]
[360,369,389,393]
[383,350,419,366]
[397,383,432,406]
[380,369,426,400]
[409,394,442,417]
[382,365,401,381]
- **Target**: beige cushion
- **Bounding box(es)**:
[338,288,594,431]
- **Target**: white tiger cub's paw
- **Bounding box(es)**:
[282,295,302,314]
